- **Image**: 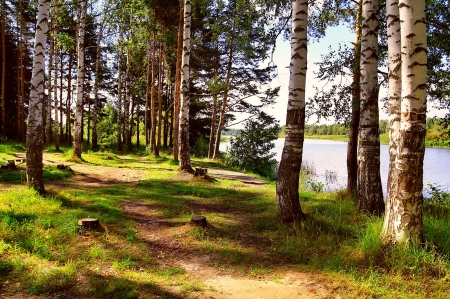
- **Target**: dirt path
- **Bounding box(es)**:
[2,153,335,298]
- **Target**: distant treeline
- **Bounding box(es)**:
[275,118,450,147]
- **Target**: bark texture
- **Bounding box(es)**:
[1,0,6,138]
[53,1,59,151]
[173,0,183,161]
[347,1,362,195]
[73,0,87,158]
[26,0,50,195]
[276,0,307,223]
[116,20,124,152]
[357,0,384,215]
[178,0,193,173]
[382,0,427,244]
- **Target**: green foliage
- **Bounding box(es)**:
[225,112,280,178]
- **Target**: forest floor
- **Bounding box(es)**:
[0,151,338,299]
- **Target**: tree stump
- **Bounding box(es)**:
[1,160,16,169]
[77,218,99,230]
[191,216,207,227]
[194,167,207,177]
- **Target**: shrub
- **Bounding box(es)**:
[225,112,280,178]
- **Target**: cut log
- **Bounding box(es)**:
[191,215,207,227]
[77,218,99,230]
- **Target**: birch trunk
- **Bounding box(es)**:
[73,0,87,158]
[26,0,50,195]
[124,44,132,151]
[173,0,183,161]
[66,53,73,143]
[276,0,308,223]
[382,0,402,240]
[45,11,53,145]
[1,0,6,138]
[357,0,384,215]
[382,0,427,244]
[117,19,124,151]
[178,0,193,173]
[347,1,362,195]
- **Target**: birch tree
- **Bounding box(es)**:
[382,0,427,244]
[178,0,193,173]
[357,0,384,215]
[26,0,50,195]
[276,0,308,223]
[73,0,87,158]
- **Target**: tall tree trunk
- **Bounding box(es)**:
[26,0,50,195]
[1,0,6,138]
[145,49,151,146]
[129,95,135,149]
[45,10,53,145]
[178,0,193,173]
[73,0,87,158]
[53,2,59,151]
[59,52,63,143]
[151,36,157,153]
[382,0,402,241]
[347,1,362,195]
[124,44,132,151]
[208,48,220,159]
[66,53,73,144]
[117,19,124,151]
[18,0,25,142]
[136,96,140,149]
[381,0,427,244]
[276,0,308,223]
[357,0,384,215]
[173,0,183,161]
[92,31,102,149]
[156,44,164,157]
[213,33,235,160]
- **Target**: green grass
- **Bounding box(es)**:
[0,141,449,298]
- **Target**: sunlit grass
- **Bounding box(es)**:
[0,142,449,298]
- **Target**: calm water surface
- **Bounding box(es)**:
[221,138,450,195]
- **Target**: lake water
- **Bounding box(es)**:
[221,138,450,195]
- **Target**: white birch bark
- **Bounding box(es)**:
[26,0,50,194]
[178,0,193,172]
[357,0,384,215]
[382,0,402,240]
[73,0,87,158]
[382,0,427,244]
[276,0,308,223]
[46,16,53,146]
